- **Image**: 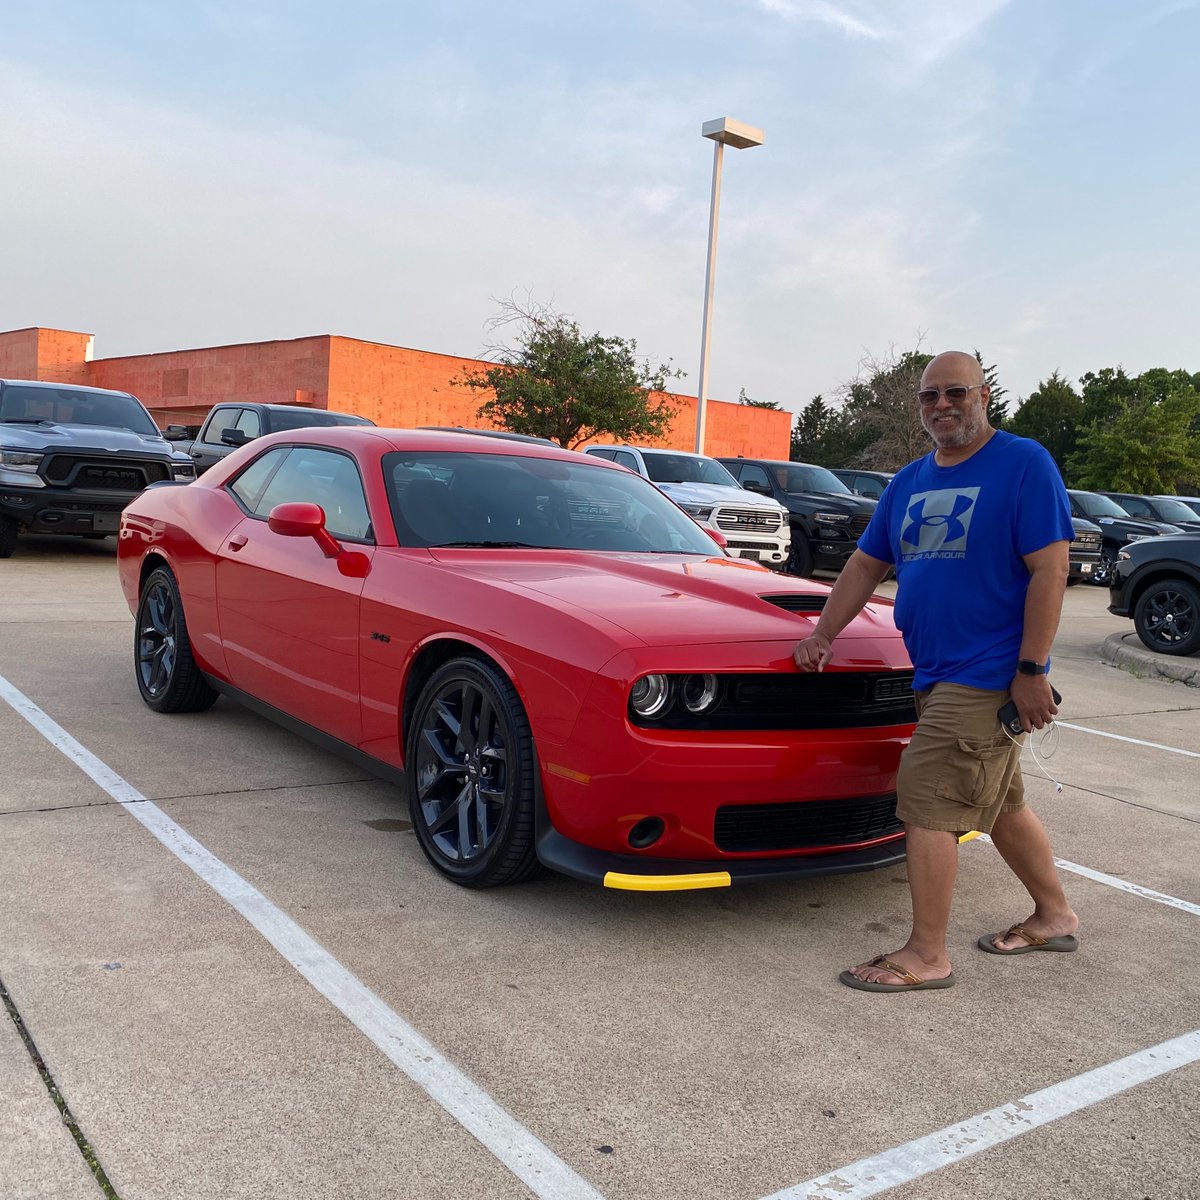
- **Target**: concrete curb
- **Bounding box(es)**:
[1101,631,1200,688]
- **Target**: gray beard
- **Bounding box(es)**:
[922,407,986,450]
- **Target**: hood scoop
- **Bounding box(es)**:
[760,593,827,614]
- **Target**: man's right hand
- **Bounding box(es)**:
[794,632,833,672]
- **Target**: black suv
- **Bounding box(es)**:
[1109,532,1200,656]
[1099,492,1200,532]
[1066,489,1184,586]
[0,378,196,557]
[718,456,876,577]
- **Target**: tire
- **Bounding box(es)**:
[1065,576,1082,587]
[0,514,17,559]
[406,655,541,888]
[786,537,815,578]
[1090,547,1118,587]
[135,567,219,713]
[1133,578,1200,657]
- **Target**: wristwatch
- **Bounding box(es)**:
[1017,659,1048,676]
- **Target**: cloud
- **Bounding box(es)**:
[756,0,885,40]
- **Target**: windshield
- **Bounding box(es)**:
[778,465,852,495]
[0,384,159,435]
[1149,497,1199,523]
[384,451,723,554]
[270,408,373,431]
[1074,492,1133,519]
[641,451,739,487]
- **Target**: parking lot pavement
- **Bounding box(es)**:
[2,545,1198,1200]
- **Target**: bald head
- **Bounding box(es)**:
[917,350,993,460]
[921,351,984,389]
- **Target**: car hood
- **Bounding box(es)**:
[426,550,903,648]
[0,421,192,462]
[1093,514,1183,537]
[783,491,876,515]
[655,481,786,512]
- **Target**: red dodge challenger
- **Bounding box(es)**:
[117,427,915,890]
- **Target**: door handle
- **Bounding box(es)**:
[228,533,248,551]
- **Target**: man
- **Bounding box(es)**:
[795,351,1079,992]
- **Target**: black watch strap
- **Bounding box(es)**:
[1017,659,1048,676]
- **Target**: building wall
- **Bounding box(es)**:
[0,326,791,458]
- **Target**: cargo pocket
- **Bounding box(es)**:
[935,736,1015,807]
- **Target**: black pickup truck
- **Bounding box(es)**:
[0,378,196,557]
[186,402,374,474]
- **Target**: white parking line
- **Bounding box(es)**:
[0,674,605,1200]
[761,1029,1200,1200]
[1056,721,1200,758]
[975,836,1200,918]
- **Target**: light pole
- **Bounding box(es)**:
[694,117,763,454]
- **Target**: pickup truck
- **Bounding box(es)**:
[582,444,791,567]
[186,402,374,474]
[0,378,196,557]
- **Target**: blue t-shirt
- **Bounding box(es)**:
[858,430,1074,691]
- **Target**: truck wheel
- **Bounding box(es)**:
[786,538,814,578]
[0,515,17,558]
[135,567,219,712]
[1090,548,1117,586]
[1133,578,1200,656]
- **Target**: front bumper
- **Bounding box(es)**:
[0,485,136,534]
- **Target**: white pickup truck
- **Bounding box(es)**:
[583,444,791,567]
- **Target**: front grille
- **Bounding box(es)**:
[714,507,783,533]
[715,794,901,852]
[1074,533,1101,548]
[43,455,169,490]
[760,593,827,614]
[632,669,916,730]
[847,515,871,538]
[724,540,765,552]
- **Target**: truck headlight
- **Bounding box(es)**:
[171,462,197,480]
[0,450,43,473]
[813,512,850,524]
[679,503,714,521]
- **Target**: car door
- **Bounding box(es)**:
[190,407,242,475]
[214,444,375,745]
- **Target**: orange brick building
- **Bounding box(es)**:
[0,326,790,459]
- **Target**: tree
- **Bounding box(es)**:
[454,298,683,449]
[790,394,848,463]
[834,346,934,469]
[738,387,783,410]
[1067,368,1200,492]
[1005,371,1084,477]
[975,349,1009,425]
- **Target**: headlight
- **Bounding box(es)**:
[171,462,197,479]
[680,673,719,714]
[813,512,850,524]
[0,450,43,473]
[679,503,714,521]
[629,674,673,718]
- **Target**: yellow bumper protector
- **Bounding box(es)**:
[603,870,732,892]
[958,830,982,844]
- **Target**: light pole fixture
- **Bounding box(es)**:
[694,117,764,454]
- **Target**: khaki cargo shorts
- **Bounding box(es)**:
[895,682,1024,835]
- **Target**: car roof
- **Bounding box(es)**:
[421,426,557,445]
[0,378,137,399]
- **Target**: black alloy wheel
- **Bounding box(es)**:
[135,567,219,713]
[0,514,17,558]
[1133,578,1200,657]
[407,656,540,887]
[786,536,815,578]
[1090,548,1117,587]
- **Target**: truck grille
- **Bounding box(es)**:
[847,515,871,538]
[43,455,170,490]
[714,506,783,533]
[1073,532,1101,549]
[715,794,902,852]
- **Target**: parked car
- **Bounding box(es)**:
[1068,517,1103,586]
[1065,489,1184,586]
[187,402,374,474]
[830,468,894,500]
[1100,492,1200,532]
[1109,533,1200,656]
[583,444,791,568]
[420,426,558,445]
[718,457,877,578]
[1162,496,1200,518]
[0,377,196,558]
[118,428,917,890]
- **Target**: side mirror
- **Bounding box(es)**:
[164,424,190,441]
[742,480,771,495]
[221,428,252,447]
[267,502,369,577]
[706,527,729,551]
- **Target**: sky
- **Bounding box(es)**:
[2,0,1197,419]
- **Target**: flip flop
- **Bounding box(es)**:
[977,924,1080,955]
[839,955,955,992]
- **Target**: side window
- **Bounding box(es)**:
[201,408,239,446]
[253,447,372,542]
[738,464,772,490]
[234,409,261,439]
[229,447,290,510]
[857,476,884,499]
[586,448,616,461]
[613,450,640,472]
[1120,497,1149,518]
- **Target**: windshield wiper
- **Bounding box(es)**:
[432,540,547,549]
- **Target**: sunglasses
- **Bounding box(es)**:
[916,384,983,405]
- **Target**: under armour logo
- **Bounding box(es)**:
[900,488,980,554]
